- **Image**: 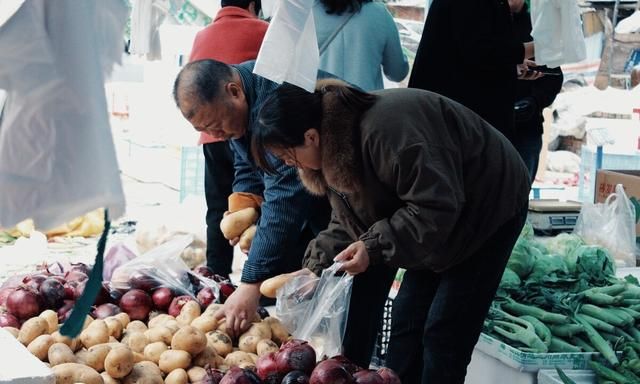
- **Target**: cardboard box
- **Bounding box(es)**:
[582,10,603,38]
[595,170,640,240]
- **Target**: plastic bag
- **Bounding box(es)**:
[110,235,219,299]
[253,0,319,92]
[574,184,637,267]
[275,274,320,334]
[103,242,136,281]
[292,262,353,360]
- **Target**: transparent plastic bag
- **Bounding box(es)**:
[110,235,219,299]
[292,262,353,360]
[574,184,637,267]
[276,274,320,334]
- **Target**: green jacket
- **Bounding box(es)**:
[302,84,530,275]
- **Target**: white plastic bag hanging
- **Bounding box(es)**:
[253,0,319,92]
[530,0,586,67]
[293,262,353,360]
[574,184,637,267]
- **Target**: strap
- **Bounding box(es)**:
[319,12,355,55]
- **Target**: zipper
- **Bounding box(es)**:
[327,186,367,231]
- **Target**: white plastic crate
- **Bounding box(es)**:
[578,145,640,203]
[537,369,596,384]
[179,146,206,202]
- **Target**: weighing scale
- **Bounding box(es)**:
[528,200,582,235]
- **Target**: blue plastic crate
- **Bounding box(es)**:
[578,145,640,203]
[179,146,206,202]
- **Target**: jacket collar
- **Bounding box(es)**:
[214,6,255,22]
[298,79,364,196]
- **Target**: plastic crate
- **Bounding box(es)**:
[537,369,596,384]
[370,297,394,368]
[578,145,640,203]
[179,146,206,202]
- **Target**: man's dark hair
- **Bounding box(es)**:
[173,59,234,118]
[319,0,371,15]
[221,0,261,15]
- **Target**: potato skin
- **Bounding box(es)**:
[51,363,103,384]
[27,334,55,361]
[104,346,135,379]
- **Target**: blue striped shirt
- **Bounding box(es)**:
[229,61,330,283]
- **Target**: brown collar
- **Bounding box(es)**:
[298,80,364,196]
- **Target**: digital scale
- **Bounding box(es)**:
[528,200,582,235]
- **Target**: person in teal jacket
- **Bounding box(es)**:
[314,0,409,91]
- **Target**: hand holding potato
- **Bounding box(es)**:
[213,283,261,339]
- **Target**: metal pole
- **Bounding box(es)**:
[608,0,621,86]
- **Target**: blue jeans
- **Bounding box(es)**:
[513,130,543,185]
[384,208,527,384]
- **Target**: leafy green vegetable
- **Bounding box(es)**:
[546,233,585,273]
[500,268,521,290]
[507,238,537,279]
[572,245,616,283]
[529,254,569,281]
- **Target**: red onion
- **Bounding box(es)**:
[119,289,152,320]
[193,266,215,279]
[57,300,75,323]
[353,370,383,384]
[168,295,196,317]
[73,281,87,300]
[197,287,216,308]
[93,303,121,319]
[376,368,401,384]
[0,312,19,328]
[63,281,77,300]
[256,352,281,381]
[64,270,88,283]
[93,283,111,306]
[23,274,48,290]
[310,360,354,384]
[69,262,91,275]
[282,371,310,384]
[219,283,235,302]
[40,278,66,309]
[329,355,361,375]
[202,366,225,384]
[49,275,67,285]
[128,272,159,291]
[6,287,41,320]
[0,288,15,307]
[276,340,317,375]
[220,367,262,384]
[152,287,174,311]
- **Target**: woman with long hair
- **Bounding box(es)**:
[253,81,530,383]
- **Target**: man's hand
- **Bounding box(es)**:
[334,241,369,275]
[517,60,544,80]
[213,283,261,338]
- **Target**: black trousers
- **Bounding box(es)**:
[385,208,527,384]
[203,141,235,277]
[343,263,397,368]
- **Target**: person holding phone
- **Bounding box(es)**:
[510,0,563,183]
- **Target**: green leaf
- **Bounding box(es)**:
[624,275,640,286]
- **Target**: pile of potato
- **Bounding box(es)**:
[5,301,291,384]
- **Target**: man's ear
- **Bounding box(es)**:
[226,81,244,100]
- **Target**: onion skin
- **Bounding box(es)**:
[0,312,20,328]
[119,289,152,321]
[6,286,41,320]
[376,368,401,384]
[310,360,354,384]
[168,295,196,318]
[151,287,174,311]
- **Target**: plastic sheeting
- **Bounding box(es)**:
[0,0,127,230]
[253,0,319,92]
